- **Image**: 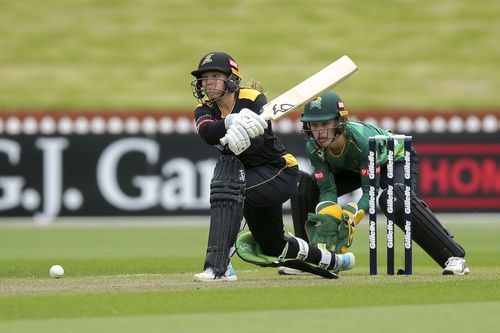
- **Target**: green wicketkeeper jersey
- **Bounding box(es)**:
[306,121,406,213]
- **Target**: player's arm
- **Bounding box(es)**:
[195,107,226,145]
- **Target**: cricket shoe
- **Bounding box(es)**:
[193,263,238,282]
[442,257,470,275]
[331,252,355,274]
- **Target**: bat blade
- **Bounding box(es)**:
[220,55,357,147]
[261,55,358,121]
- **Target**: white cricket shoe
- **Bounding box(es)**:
[331,252,355,274]
[443,257,470,275]
[277,266,310,275]
[193,263,237,282]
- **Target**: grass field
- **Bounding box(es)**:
[0,215,499,332]
[1,0,499,110]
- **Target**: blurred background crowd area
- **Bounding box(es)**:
[0,0,498,112]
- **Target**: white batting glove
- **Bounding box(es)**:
[225,124,251,155]
[224,114,239,129]
[235,108,268,138]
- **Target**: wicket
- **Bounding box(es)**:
[368,135,413,275]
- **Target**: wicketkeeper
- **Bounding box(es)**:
[190,52,354,281]
[290,91,469,275]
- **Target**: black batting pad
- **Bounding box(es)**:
[204,156,246,277]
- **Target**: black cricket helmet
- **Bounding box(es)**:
[191,52,242,101]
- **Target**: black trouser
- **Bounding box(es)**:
[243,160,299,257]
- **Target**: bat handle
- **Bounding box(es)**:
[260,112,271,121]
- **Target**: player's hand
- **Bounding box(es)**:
[235,108,268,138]
[342,202,364,226]
[224,113,238,129]
[336,202,365,253]
[224,124,251,155]
[305,213,340,251]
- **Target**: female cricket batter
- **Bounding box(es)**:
[291,91,469,275]
[190,52,354,281]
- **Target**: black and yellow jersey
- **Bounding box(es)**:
[193,88,295,169]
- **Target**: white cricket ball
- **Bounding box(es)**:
[49,264,64,278]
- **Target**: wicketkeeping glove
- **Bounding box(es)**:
[336,202,365,253]
[305,213,341,251]
[305,201,344,251]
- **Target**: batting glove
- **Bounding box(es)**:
[235,108,268,138]
[224,113,239,129]
[224,123,251,155]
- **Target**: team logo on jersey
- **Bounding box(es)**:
[201,53,214,66]
[313,171,325,181]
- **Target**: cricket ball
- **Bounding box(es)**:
[49,264,64,278]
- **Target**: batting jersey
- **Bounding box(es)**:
[194,88,295,169]
[306,120,406,212]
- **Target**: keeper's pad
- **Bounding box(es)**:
[236,232,338,279]
[279,260,338,279]
[379,184,466,268]
[290,171,319,242]
[204,155,246,277]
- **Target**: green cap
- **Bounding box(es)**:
[301,92,347,122]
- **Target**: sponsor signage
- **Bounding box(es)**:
[414,143,500,210]
[0,135,217,221]
[0,132,498,220]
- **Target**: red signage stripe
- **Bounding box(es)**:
[421,197,500,208]
[414,144,500,155]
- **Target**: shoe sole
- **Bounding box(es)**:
[193,276,238,282]
[442,269,469,276]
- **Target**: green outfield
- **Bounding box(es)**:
[1,0,498,110]
[0,216,499,332]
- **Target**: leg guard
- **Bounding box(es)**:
[236,231,338,279]
[379,184,466,268]
[204,155,246,277]
[290,170,319,242]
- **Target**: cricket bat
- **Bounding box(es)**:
[221,55,358,145]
